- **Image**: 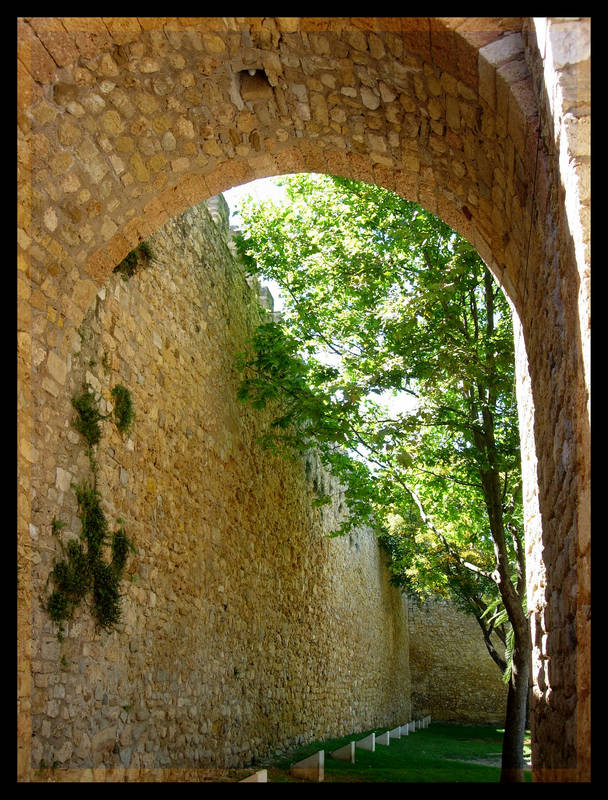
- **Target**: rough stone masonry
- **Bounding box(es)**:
[27,194,415,777]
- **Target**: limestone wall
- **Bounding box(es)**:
[27,196,411,774]
[408,598,507,725]
[518,20,591,778]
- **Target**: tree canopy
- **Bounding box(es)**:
[233,173,530,780]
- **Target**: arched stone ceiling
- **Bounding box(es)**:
[18,16,540,331]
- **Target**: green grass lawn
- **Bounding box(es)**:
[264,723,532,783]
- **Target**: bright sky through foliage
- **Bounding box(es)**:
[224,176,288,226]
[224,177,288,311]
[224,175,417,415]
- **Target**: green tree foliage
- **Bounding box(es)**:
[233,173,530,780]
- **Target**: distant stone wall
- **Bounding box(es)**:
[27,195,411,775]
[408,598,507,724]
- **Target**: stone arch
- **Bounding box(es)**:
[17,17,590,781]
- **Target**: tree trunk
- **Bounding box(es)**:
[500,637,530,782]
[476,438,530,783]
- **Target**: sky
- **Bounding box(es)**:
[223,176,289,311]
[223,176,288,229]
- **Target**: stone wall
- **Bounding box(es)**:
[518,20,591,779]
[408,599,507,725]
[27,195,411,775]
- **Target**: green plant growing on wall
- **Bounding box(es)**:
[111,384,134,435]
[113,240,153,281]
[35,759,60,776]
[46,485,135,634]
[51,517,67,537]
[71,389,108,448]
[46,535,90,626]
[45,386,136,637]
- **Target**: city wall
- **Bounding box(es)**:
[26,196,413,776]
[17,18,590,779]
[408,598,507,724]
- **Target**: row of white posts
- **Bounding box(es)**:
[271,716,432,782]
[239,717,432,782]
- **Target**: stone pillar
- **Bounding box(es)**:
[522,18,590,782]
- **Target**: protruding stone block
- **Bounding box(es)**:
[399,724,409,736]
[355,732,375,752]
[239,769,268,782]
[330,741,355,763]
[389,726,401,739]
[376,730,390,745]
[290,750,324,781]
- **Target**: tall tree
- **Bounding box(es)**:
[233,173,530,781]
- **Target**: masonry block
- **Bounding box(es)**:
[329,741,355,763]
[399,724,409,736]
[290,750,324,781]
[355,732,375,752]
[376,730,390,745]
[389,726,401,739]
[239,769,268,782]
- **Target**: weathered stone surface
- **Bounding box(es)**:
[239,768,268,782]
[355,732,375,752]
[290,750,324,781]
[329,741,355,762]
[408,598,507,724]
[23,197,411,775]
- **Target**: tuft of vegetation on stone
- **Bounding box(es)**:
[113,240,153,281]
[111,384,134,435]
[71,390,107,448]
[46,385,136,638]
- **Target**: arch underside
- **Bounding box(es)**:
[18,17,538,314]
